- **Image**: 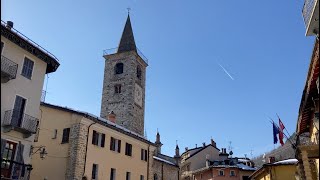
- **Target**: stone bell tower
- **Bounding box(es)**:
[100,14,148,136]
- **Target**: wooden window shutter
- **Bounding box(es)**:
[110,137,114,150]
[92,130,97,145]
[144,149,147,161]
[117,140,121,153]
[101,133,105,147]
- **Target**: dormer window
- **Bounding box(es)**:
[115,63,124,74]
[137,65,142,80]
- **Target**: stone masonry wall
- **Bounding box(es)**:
[152,160,180,180]
[66,122,88,180]
[100,51,147,136]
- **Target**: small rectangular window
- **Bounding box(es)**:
[61,128,70,143]
[52,129,57,139]
[219,170,224,176]
[230,170,236,176]
[110,137,121,152]
[126,172,131,180]
[140,175,144,180]
[92,164,98,180]
[110,168,116,180]
[92,130,105,147]
[21,57,34,79]
[141,149,147,161]
[125,143,132,156]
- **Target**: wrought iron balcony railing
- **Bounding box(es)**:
[103,47,149,65]
[2,110,38,134]
[1,55,18,81]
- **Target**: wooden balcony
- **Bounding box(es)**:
[2,110,38,137]
[1,55,18,83]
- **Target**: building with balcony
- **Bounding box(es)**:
[1,20,59,179]
[295,37,319,180]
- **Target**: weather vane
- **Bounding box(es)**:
[127,7,131,14]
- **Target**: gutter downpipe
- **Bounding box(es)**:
[82,121,96,178]
[161,163,164,180]
[147,144,150,180]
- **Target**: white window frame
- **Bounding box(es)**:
[230,170,236,176]
[218,170,224,176]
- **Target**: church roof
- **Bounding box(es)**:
[117,14,137,53]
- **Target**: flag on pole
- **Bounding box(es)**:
[273,122,279,144]
[278,118,285,146]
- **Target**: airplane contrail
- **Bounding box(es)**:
[217,62,234,80]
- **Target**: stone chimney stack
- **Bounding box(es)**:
[202,142,206,147]
[107,111,116,123]
[268,156,275,163]
[185,147,188,151]
[6,21,13,29]
[211,138,216,147]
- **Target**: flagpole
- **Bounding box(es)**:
[276,113,292,138]
[268,118,297,149]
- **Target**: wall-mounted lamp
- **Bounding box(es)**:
[31,145,47,160]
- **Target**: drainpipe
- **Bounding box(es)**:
[147,144,150,180]
[161,163,164,180]
[82,122,96,178]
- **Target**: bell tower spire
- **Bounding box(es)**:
[100,13,148,136]
[117,14,137,53]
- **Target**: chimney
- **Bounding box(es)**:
[107,111,116,123]
[185,147,188,151]
[211,138,216,147]
[195,144,197,148]
[268,156,275,163]
[6,21,13,29]
[202,142,206,147]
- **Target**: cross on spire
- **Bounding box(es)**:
[127,7,131,14]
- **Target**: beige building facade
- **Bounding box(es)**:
[31,103,179,180]
[1,20,59,179]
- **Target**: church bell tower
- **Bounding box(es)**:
[100,14,148,136]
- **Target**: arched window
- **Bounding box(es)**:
[114,84,121,94]
[137,65,142,80]
[115,63,124,74]
[154,174,158,180]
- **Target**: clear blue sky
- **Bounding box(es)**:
[2,0,316,158]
